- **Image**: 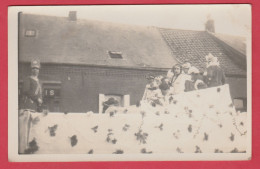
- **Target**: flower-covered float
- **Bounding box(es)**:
[19,84,247,154]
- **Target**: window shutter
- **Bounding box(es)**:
[124,95,130,107]
[99,94,105,114]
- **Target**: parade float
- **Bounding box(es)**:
[19,84,247,154]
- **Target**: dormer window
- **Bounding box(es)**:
[108,51,123,59]
[25,29,36,37]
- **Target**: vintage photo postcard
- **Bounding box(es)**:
[8,5,252,162]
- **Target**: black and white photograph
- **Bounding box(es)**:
[8,5,251,161]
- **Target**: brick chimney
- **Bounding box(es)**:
[68,11,77,21]
[205,19,215,33]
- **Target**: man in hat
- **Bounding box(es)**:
[20,60,43,112]
[203,53,226,87]
[19,59,43,154]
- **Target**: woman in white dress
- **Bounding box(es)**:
[169,64,190,95]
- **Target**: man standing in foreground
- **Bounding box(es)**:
[20,59,43,112]
[19,60,43,154]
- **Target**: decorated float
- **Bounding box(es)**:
[19,84,247,154]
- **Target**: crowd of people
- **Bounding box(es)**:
[142,53,226,103]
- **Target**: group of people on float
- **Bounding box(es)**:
[142,53,226,103]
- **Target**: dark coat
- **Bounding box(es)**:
[20,76,42,111]
[204,65,226,87]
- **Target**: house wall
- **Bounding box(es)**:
[226,76,247,99]
[19,63,248,113]
[19,63,165,113]
[226,76,247,111]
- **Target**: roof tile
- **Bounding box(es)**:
[158,28,246,76]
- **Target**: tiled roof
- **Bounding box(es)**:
[19,13,177,69]
[158,28,246,76]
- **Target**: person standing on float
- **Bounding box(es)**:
[169,64,188,94]
[203,53,226,88]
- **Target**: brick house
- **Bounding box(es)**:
[18,12,247,113]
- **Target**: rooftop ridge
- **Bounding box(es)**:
[158,27,206,33]
[21,13,158,31]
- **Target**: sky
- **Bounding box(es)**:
[15,4,251,37]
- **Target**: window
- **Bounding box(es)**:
[42,81,61,112]
[108,51,123,59]
[233,98,247,112]
[68,11,77,21]
[43,82,61,99]
[99,94,130,114]
[43,88,60,98]
[25,29,36,37]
